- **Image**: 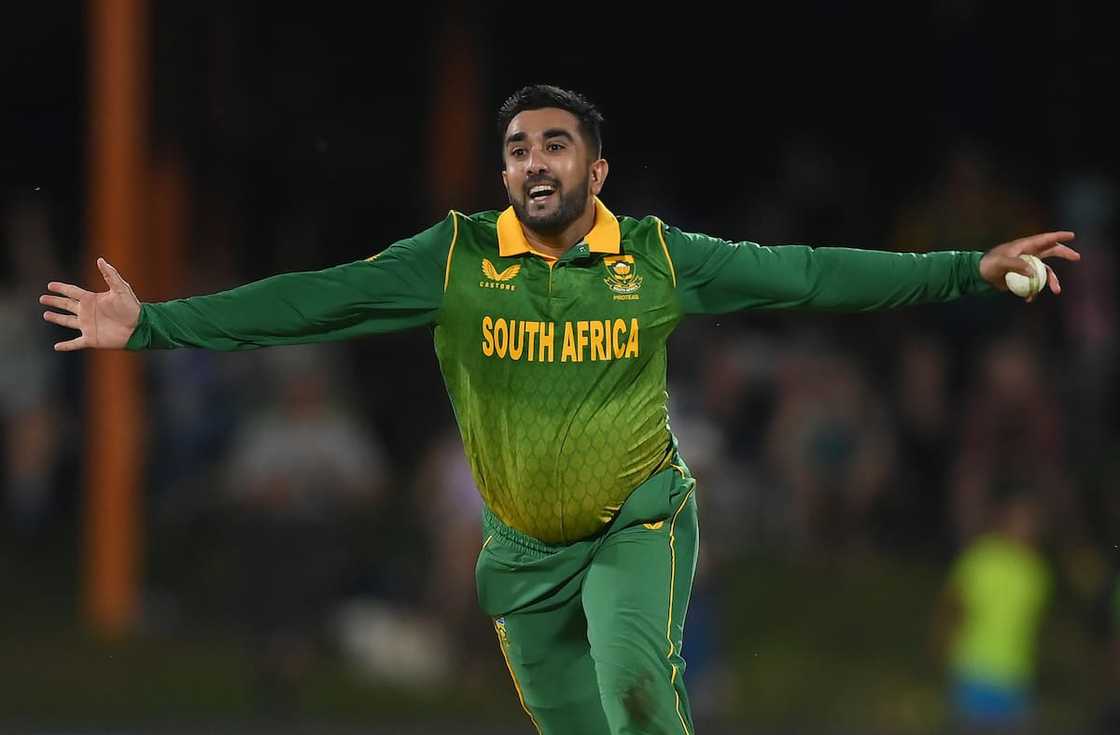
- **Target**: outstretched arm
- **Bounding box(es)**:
[662,222,1079,315]
[41,215,455,351]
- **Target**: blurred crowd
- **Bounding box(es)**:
[3,136,1119,731]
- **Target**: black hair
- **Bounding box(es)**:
[497,84,604,160]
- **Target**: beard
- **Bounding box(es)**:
[509,172,591,235]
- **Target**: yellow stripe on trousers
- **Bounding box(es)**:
[666,474,695,735]
[494,621,543,735]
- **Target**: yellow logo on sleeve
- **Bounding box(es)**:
[603,255,642,300]
[481,258,521,290]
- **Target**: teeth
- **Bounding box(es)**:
[530,185,555,197]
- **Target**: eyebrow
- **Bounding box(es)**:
[505,128,577,147]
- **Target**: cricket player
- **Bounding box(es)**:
[41,85,1079,734]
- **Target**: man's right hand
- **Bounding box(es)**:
[40,258,141,351]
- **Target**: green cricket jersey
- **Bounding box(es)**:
[127,198,990,543]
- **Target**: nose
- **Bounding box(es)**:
[525,146,550,176]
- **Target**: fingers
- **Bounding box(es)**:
[97,257,128,292]
[1047,263,1062,295]
[1021,264,1063,303]
[47,281,90,300]
[54,336,88,352]
[1036,243,1081,262]
[39,294,79,313]
[43,311,80,330]
[999,255,1036,278]
[1014,231,1076,255]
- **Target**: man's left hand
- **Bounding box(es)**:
[979,231,1080,302]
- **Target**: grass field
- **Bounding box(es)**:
[1,533,1108,733]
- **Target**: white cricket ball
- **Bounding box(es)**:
[1004,254,1047,298]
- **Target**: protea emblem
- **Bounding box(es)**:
[602,255,642,295]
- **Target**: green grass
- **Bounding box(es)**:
[1,538,1109,732]
[720,553,1108,732]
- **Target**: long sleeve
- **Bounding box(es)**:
[662,223,993,315]
[126,214,455,350]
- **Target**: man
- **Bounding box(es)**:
[41,85,1079,734]
[936,492,1051,732]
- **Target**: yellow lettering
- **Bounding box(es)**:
[561,321,578,362]
[525,321,539,362]
[625,318,639,358]
[482,316,494,356]
[576,321,589,363]
[508,319,524,360]
[612,319,626,358]
[589,320,607,361]
[487,317,630,361]
[539,321,554,362]
[494,318,508,359]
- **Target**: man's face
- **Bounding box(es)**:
[501,108,604,234]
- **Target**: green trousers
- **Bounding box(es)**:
[475,464,698,735]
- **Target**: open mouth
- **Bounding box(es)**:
[528,183,557,204]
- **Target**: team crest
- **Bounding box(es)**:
[602,255,642,298]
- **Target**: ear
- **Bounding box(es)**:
[590,158,609,195]
[501,168,509,192]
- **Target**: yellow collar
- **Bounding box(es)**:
[497,197,621,257]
